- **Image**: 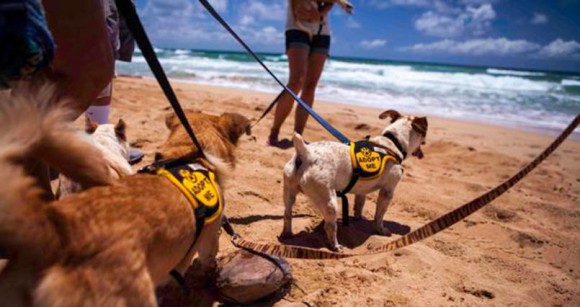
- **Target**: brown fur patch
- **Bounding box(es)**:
[159,110,251,164]
[412,116,428,138]
[379,110,402,122]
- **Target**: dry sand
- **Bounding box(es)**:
[111,77,579,306]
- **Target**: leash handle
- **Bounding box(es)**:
[114,0,205,157]
[198,0,350,144]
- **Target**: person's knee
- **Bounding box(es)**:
[288,74,305,92]
[302,79,319,95]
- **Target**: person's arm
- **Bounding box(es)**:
[41,0,114,117]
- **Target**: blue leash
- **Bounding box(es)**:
[198,0,350,144]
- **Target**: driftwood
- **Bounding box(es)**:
[217,250,293,304]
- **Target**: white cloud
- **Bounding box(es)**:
[346,17,361,29]
[361,39,387,49]
[139,0,285,48]
[415,11,465,37]
[537,39,580,58]
[530,12,548,25]
[466,3,495,21]
[211,0,228,13]
[414,3,496,37]
[403,38,541,56]
[238,1,285,24]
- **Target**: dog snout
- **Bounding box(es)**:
[412,148,424,159]
[154,152,164,161]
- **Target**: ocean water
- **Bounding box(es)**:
[117,48,580,136]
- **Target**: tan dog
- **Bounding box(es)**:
[0,92,251,306]
[57,117,133,198]
[282,110,428,251]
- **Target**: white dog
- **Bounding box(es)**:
[57,117,133,198]
[281,110,428,251]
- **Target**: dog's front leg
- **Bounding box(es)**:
[374,189,394,236]
[353,194,366,220]
[196,217,222,277]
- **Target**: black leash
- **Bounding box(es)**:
[252,90,284,128]
[114,0,205,158]
[198,0,350,144]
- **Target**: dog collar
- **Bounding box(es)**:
[382,132,407,160]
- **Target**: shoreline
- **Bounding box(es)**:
[120,74,580,141]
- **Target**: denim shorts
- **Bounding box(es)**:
[285,29,331,55]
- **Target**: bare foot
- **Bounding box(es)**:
[266,135,293,149]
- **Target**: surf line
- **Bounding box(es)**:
[222,114,579,259]
[199,0,350,144]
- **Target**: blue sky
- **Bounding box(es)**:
[136,0,580,72]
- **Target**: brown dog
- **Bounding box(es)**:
[0,92,251,306]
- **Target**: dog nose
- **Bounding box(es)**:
[154,152,164,161]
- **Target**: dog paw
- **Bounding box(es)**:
[329,244,343,253]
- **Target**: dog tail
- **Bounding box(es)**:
[293,132,309,160]
[0,88,111,257]
[203,152,232,188]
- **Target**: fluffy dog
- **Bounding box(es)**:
[57,117,133,198]
[281,110,428,251]
[0,92,251,306]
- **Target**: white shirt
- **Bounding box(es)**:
[285,0,332,36]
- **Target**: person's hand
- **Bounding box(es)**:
[294,0,320,22]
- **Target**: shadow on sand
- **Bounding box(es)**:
[278,218,411,250]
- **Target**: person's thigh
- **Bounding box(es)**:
[41,0,114,116]
[303,52,328,93]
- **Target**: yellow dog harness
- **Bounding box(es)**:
[139,159,224,294]
[349,140,400,180]
[338,139,402,225]
[139,160,223,239]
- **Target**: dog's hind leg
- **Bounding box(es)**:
[353,194,366,220]
[281,172,299,239]
[374,189,394,236]
[322,191,342,252]
[35,255,156,307]
[302,181,342,252]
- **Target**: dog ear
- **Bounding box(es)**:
[165,113,178,130]
[411,116,428,137]
[379,110,401,123]
[115,119,127,141]
[85,116,98,134]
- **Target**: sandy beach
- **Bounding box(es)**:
[109,76,579,306]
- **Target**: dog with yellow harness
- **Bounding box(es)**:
[0,89,251,306]
[281,110,428,252]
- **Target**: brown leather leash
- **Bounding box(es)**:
[223,114,579,260]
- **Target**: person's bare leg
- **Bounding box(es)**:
[269,47,309,145]
[294,52,328,135]
[41,0,114,117]
[16,0,114,200]
[86,83,112,124]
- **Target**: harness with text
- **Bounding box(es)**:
[139,160,223,242]
[338,139,402,225]
[139,159,223,295]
